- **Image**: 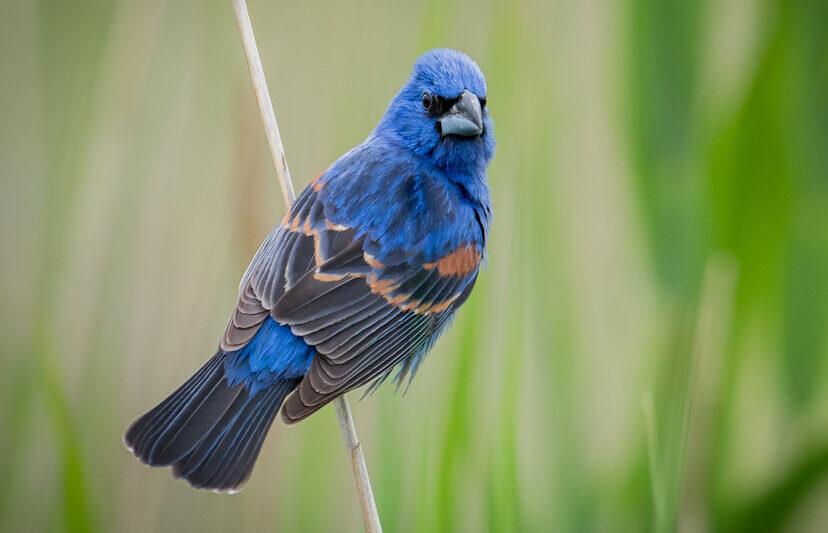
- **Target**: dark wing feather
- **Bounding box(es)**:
[274,236,481,423]
[286,313,440,421]
[220,185,354,352]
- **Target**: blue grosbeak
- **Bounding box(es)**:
[124,48,495,491]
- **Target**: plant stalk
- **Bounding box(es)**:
[229,1,382,531]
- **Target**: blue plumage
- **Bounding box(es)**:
[375,49,495,178]
[318,138,491,264]
[224,317,315,395]
[125,48,495,492]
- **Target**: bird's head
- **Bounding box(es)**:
[375,49,495,179]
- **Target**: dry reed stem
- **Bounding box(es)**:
[229,1,382,531]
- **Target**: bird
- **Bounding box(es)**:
[123,48,495,492]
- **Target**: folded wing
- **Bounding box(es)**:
[219,177,481,423]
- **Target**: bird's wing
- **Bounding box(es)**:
[220,175,481,423]
[272,231,480,423]
[220,179,359,351]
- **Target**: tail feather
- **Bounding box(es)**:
[125,352,226,460]
[151,377,243,466]
[172,389,254,480]
[172,379,298,491]
[124,350,299,492]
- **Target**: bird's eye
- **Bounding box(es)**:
[479,97,487,109]
[422,92,433,111]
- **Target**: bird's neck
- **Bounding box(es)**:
[444,167,491,209]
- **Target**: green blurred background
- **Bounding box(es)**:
[1,0,826,531]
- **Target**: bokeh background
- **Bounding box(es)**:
[1,0,826,531]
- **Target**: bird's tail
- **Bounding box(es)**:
[123,350,299,492]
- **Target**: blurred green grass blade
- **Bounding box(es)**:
[705,5,823,515]
[374,392,404,531]
[0,351,37,529]
[435,288,484,531]
[707,9,794,317]
[523,117,594,532]
[646,254,737,531]
[36,0,116,302]
[641,392,666,532]
[31,1,116,531]
[782,228,828,410]
[36,328,96,533]
[706,3,828,527]
[625,0,709,298]
[718,443,828,533]
[777,0,828,412]
[486,236,525,533]
[414,424,433,533]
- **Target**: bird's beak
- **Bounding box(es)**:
[439,90,483,137]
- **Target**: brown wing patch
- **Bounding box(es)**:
[325,220,349,231]
[362,243,481,315]
[423,294,461,314]
[364,253,385,268]
[279,188,356,271]
[432,245,481,277]
[367,274,401,296]
[311,171,325,191]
